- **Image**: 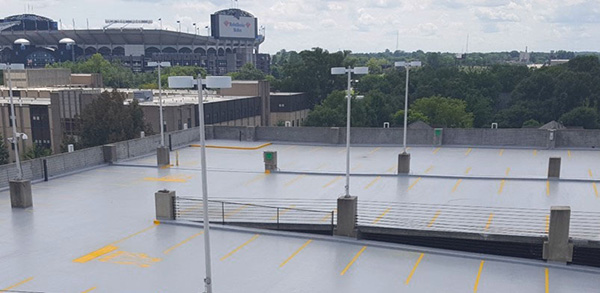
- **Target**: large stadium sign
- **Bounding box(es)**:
[211,14,257,39]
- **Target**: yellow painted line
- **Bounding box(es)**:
[310,146,323,152]
[269,205,296,221]
[320,209,337,222]
[465,167,472,174]
[340,246,367,276]
[316,163,328,170]
[407,177,422,191]
[589,169,593,178]
[369,147,381,155]
[111,223,159,246]
[351,163,362,171]
[244,173,268,186]
[220,234,260,261]
[190,142,272,150]
[284,145,296,151]
[546,181,550,196]
[364,176,381,189]
[498,180,506,195]
[427,211,441,228]
[484,213,494,231]
[285,175,306,187]
[164,231,204,254]
[386,164,398,173]
[568,150,572,158]
[323,176,342,188]
[143,177,187,183]
[433,147,441,154]
[474,260,485,292]
[545,215,550,233]
[505,168,510,176]
[73,245,118,263]
[499,149,504,156]
[160,164,174,169]
[593,183,599,198]
[1,277,34,292]
[371,208,391,225]
[534,150,538,156]
[452,179,463,193]
[465,148,472,156]
[545,268,549,293]
[337,148,347,154]
[82,287,97,293]
[405,253,424,285]
[224,204,250,219]
[406,147,411,151]
[279,239,313,268]
[425,165,434,174]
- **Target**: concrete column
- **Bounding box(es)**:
[329,127,341,145]
[264,151,277,173]
[155,189,176,220]
[433,128,443,146]
[102,144,117,164]
[157,146,170,167]
[548,157,561,179]
[10,179,32,208]
[543,206,573,263]
[398,153,410,174]
[335,196,358,237]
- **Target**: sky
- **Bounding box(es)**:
[2,0,600,54]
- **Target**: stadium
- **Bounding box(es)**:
[0,9,269,75]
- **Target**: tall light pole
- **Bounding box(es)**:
[177,20,181,32]
[331,66,368,197]
[0,63,25,179]
[147,62,171,147]
[169,75,232,293]
[193,23,197,35]
[394,61,421,174]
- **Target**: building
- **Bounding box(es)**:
[0,10,269,75]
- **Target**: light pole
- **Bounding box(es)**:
[394,61,421,174]
[147,61,171,147]
[0,63,25,179]
[331,66,368,197]
[177,20,181,32]
[169,75,232,293]
[193,23,197,35]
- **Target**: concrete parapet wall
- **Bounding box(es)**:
[255,127,340,144]
[555,130,600,148]
[443,128,550,147]
[343,128,433,145]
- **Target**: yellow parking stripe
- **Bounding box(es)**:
[386,164,398,173]
[499,149,504,156]
[351,163,362,171]
[73,245,118,263]
[269,205,296,221]
[285,175,306,187]
[224,205,250,219]
[433,147,441,154]
[505,168,510,176]
[405,253,424,285]
[279,239,313,268]
[534,150,538,156]
[474,260,485,292]
[568,150,572,158]
[82,287,97,293]
[484,213,494,231]
[425,165,434,174]
[244,174,268,186]
[111,224,159,246]
[408,177,422,191]
[371,208,391,225]
[364,176,381,189]
[427,211,441,228]
[452,179,463,193]
[546,181,550,196]
[340,246,367,276]
[369,147,381,155]
[163,231,204,254]
[498,180,506,195]
[1,277,34,292]
[589,169,593,178]
[220,234,260,261]
[545,215,550,233]
[593,183,599,198]
[545,268,550,293]
[465,167,472,174]
[465,148,472,156]
[323,176,342,188]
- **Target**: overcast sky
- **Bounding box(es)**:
[3,0,599,54]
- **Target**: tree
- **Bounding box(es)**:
[410,96,474,128]
[79,90,152,147]
[559,107,599,129]
[23,144,52,160]
[0,134,9,164]
[228,63,266,80]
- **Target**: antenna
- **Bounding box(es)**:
[466,34,469,55]
[395,30,399,52]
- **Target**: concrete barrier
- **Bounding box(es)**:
[543,206,573,263]
[443,128,550,148]
[555,130,600,149]
[256,127,340,144]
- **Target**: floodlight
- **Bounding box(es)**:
[331,67,346,75]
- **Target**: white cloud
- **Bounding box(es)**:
[475,8,521,22]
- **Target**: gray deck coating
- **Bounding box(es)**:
[1,140,600,292]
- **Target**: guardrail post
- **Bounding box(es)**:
[331,211,335,235]
[157,146,170,167]
[155,189,176,220]
[43,159,48,181]
[277,207,280,230]
[543,206,573,263]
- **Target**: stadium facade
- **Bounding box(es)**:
[0,10,269,75]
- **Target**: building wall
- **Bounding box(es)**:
[141,104,196,135]
[0,103,35,162]
[270,109,309,126]
[4,69,71,88]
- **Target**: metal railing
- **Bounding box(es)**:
[175,197,335,234]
